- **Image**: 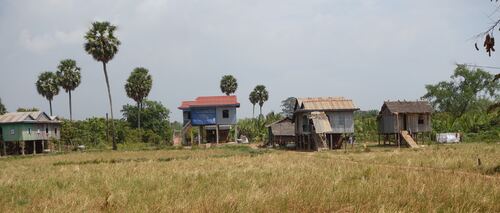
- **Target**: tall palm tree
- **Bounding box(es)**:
[84,21,121,150]
[125,67,153,129]
[220,75,238,96]
[249,91,258,118]
[56,59,81,121]
[36,72,60,116]
[253,85,269,117]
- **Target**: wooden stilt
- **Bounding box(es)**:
[198,126,201,145]
[2,140,6,156]
[21,141,25,155]
[234,125,238,143]
[41,140,45,153]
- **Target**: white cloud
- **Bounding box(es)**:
[18,28,84,53]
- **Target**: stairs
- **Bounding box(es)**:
[312,133,328,151]
[400,131,419,148]
[181,121,192,145]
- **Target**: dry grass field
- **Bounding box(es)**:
[0,143,498,212]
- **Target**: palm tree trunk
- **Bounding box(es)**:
[252,104,255,118]
[69,90,73,121]
[49,100,53,116]
[259,105,263,117]
[102,62,116,150]
[137,101,141,129]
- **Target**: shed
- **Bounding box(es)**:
[266,117,295,146]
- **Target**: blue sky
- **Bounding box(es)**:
[0,0,498,122]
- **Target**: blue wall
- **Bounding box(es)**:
[191,108,216,125]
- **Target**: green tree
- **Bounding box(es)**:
[84,21,121,150]
[56,59,81,121]
[220,75,238,96]
[17,107,40,112]
[121,100,171,140]
[0,98,6,115]
[281,97,296,118]
[253,85,269,117]
[36,72,60,116]
[422,64,499,118]
[125,67,153,129]
[249,91,258,118]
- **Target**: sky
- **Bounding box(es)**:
[0,0,499,122]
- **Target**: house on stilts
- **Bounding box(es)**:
[0,111,61,156]
[377,101,433,148]
[179,96,239,145]
[293,97,359,151]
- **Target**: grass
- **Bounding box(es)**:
[0,143,498,212]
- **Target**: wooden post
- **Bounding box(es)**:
[216,125,219,144]
[32,141,35,155]
[2,141,6,156]
[234,125,238,143]
[41,140,45,153]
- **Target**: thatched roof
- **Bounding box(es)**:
[381,101,433,114]
[267,118,294,136]
[308,112,333,133]
[295,97,358,112]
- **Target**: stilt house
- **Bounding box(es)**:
[179,96,239,145]
[293,97,359,151]
[377,100,433,148]
[0,111,61,156]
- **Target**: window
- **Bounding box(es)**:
[10,129,15,135]
[187,112,191,119]
[46,128,49,134]
[302,115,309,132]
[28,128,31,135]
[54,128,58,135]
[418,115,425,125]
[222,110,229,118]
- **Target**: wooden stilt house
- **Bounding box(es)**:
[377,101,433,148]
[0,111,61,156]
[266,117,295,147]
[293,97,359,151]
[179,96,240,145]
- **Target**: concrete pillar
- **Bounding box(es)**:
[198,126,202,145]
[41,140,45,153]
[216,125,219,144]
[21,141,25,155]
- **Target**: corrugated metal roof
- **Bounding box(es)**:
[383,101,433,114]
[296,97,358,111]
[179,96,240,110]
[0,111,60,124]
[308,112,333,133]
[266,118,294,136]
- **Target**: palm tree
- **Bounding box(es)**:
[84,21,121,150]
[220,75,238,96]
[125,67,153,129]
[249,91,258,118]
[0,98,6,115]
[56,59,81,121]
[36,72,60,116]
[253,85,269,117]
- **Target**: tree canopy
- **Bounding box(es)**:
[0,98,6,115]
[56,59,81,93]
[35,71,60,115]
[220,75,238,96]
[281,97,296,118]
[422,64,499,117]
[121,100,171,138]
[84,21,121,63]
[253,85,269,117]
[125,67,153,105]
[17,107,40,112]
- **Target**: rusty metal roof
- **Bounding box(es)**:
[0,111,60,124]
[308,112,333,133]
[296,97,358,111]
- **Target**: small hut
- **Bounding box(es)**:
[293,97,359,151]
[266,117,295,147]
[377,100,433,147]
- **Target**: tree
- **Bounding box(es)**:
[220,75,238,96]
[56,59,81,121]
[125,67,153,129]
[281,97,296,118]
[121,100,171,139]
[422,64,499,117]
[84,21,121,150]
[17,107,40,112]
[249,91,258,118]
[253,85,269,117]
[36,72,60,116]
[0,98,6,115]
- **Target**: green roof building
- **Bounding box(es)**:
[0,111,61,156]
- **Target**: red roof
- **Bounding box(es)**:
[179,95,240,110]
